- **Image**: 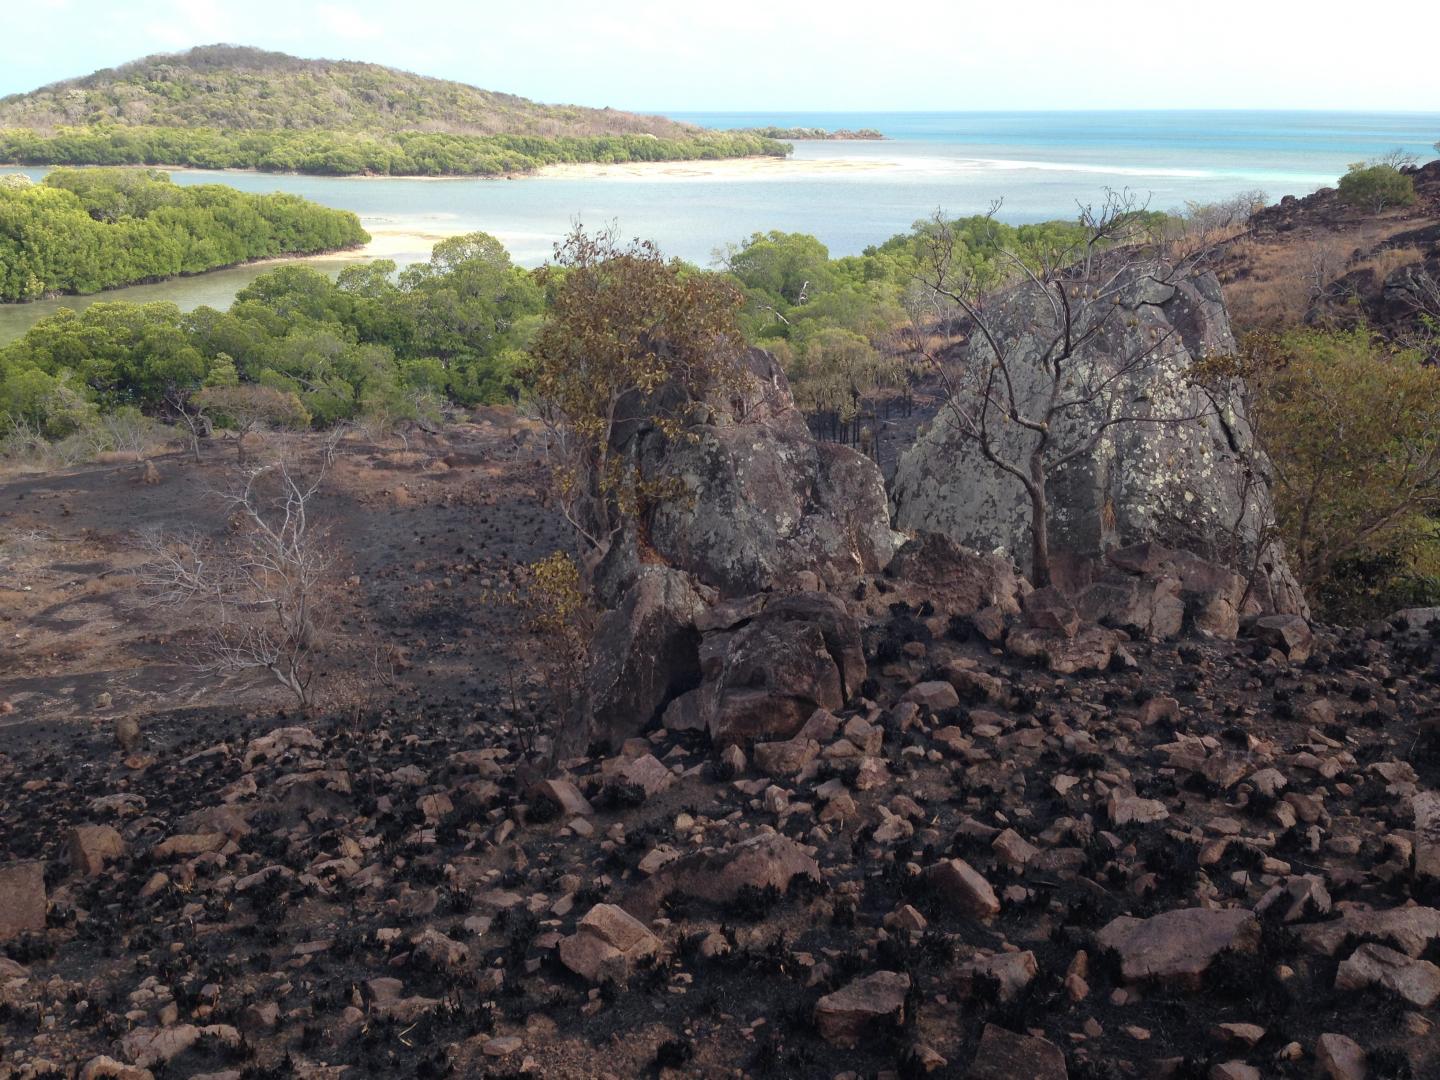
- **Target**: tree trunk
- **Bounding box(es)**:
[1029,473,1051,588]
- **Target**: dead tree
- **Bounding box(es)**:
[138,456,332,706]
[165,386,213,463]
[912,191,1215,586]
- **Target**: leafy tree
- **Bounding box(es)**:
[528,227,746,558]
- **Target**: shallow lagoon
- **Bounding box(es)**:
[3,109,1437,343]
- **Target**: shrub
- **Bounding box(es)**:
[1337,162,1417,213]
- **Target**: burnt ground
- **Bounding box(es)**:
[0,416,573,742]
[3,431,1440,1078]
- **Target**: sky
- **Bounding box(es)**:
[2,0,1438,113]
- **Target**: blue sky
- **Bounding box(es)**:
[4,0,1439,113]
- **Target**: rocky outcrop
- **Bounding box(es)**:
[600,348,899,602]
[890,267,1305,615]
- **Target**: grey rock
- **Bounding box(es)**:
[890,268,1305,616]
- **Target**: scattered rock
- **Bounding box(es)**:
[1335,942,1440,1007]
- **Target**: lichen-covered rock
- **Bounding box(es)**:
[890,268,1305,615]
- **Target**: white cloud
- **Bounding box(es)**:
[316,3,383,41]
[143,0,239,48]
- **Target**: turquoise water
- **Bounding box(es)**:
[3,110,1437,342]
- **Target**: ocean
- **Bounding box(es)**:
[2,110,1437,342]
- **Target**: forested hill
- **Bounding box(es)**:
[0,46,788,176]
[0,45,697,139]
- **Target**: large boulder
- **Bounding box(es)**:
[890,267,1305,615]
[583,567,706,749]
[1076,542,1256,640]
[603,349,899,600]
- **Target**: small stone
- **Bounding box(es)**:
[925,858,1000,919]
[1108,792,1170,826]
[483,1036,522,1057]
[903,681,960,712]
[1314,1032,1366,1080]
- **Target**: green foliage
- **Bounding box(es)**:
[0,230,542,435]
[0,168,368,301]
[1336,162,1417,212]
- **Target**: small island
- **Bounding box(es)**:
[0,168,369,302]
[735,126,885,141]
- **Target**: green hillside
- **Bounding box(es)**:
[0,46,789,176]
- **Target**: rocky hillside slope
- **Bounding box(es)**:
[1,541,1438,1078]
[1215,159,1440,341]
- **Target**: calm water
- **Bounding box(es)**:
[3,110,1438,343]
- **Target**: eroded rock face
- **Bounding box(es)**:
[890,268,1305,615]
[606,349,899,600]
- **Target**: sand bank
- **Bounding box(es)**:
[532,156,901,182]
